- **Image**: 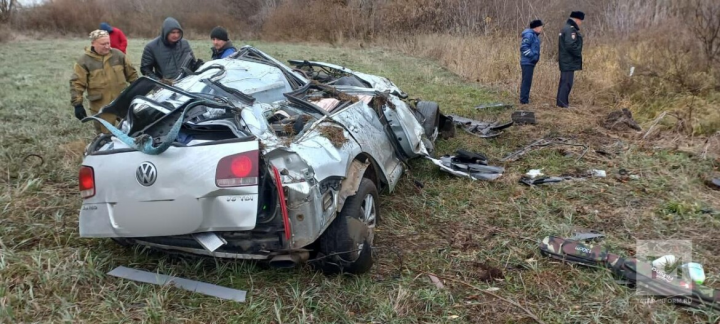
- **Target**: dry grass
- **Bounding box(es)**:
[2,38,720,323]
[318,125,348,148]
[377,32,720,136]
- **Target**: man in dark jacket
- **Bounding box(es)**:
[556,11,585,108]
[99,22,128,54]
[140,17,200,85]
[519,19,543,105]
[210,26,237,60]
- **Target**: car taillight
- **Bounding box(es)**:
[216,151,259,187]
[79,166,95,199]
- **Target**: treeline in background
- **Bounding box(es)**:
[2,0,719,133]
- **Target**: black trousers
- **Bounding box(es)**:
[520,65,535,104]
[556,71,575,108]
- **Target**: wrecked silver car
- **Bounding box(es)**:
[77,46,442,274]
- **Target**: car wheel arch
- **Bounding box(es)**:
[337,154,385,213]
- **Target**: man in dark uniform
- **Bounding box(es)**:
[556,11,585,108]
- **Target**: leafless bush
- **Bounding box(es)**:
[0,23,11,43]
[685,0,720,68]
[0,0,16,23]
[10,0,263,38]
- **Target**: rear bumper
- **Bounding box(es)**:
[132,239,272,260]
[79,194,259,237]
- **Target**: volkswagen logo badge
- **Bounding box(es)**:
[136,162,157,187]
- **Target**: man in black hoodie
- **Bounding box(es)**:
[556,11,585,108]
[140,17,201,85]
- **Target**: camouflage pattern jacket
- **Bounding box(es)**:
[70,47,138,112]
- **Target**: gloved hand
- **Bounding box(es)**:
[74,105,87,120]
[192,58,205,71]
[161,78,174,86]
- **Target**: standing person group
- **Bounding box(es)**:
[518,11,585,108]
[71,17,240,133]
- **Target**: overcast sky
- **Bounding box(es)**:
[17,0,46,7]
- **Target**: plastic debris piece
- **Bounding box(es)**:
[511,110,536,125]
[525,169,544,178]
[428,275,445,289]
[706,178,720,190]
[651,255,677,271]
[682,263,706,285]
[590,170,606,178]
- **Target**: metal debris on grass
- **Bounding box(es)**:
[511,110,536,125]
[519,169,606,186]
[108,266,247,302]
[447,114,513,139]
[474,102,514,110]
[427,150,504,181]
[539,236,720,311]
[501,137,589,162]
[705,178,720,190]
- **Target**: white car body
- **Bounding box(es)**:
[78,46,439,273]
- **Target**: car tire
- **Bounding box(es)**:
[417,101,440,140]
[318,178,378,275]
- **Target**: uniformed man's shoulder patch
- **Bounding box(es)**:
[571,33,576,40]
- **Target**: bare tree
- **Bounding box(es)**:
[687,0,720,67]
[0,0,16,23]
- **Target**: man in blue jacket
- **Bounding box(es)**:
[519,20,544,105]
[210,27,237,60]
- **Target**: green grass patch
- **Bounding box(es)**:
[1,38,720,323]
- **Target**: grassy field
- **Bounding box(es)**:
[2,38,720,323]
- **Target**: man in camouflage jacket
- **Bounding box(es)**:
[70,30,138,134]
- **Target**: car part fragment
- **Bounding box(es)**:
[447,114,513,138]
[511,110,536,125]
[427,150,504,181]
[501,137,588,162]
[475,102,513,110]
[539,236,720,311]
[108,266,247,302]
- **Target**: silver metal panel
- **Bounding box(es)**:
[108,266,247,302]
[192,232,228,252]
[332,101,402,190]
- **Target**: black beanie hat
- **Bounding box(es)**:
[210,26,229,41]
[570,11,585,20]
[529,20,543,29]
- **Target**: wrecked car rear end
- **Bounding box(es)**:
[78,46,440,273]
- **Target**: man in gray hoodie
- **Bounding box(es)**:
[140,17,200,85]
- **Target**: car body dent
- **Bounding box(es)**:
[79,45,435,258]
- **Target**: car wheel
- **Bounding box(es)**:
[318,178,378,275]
[417,101,440,141]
